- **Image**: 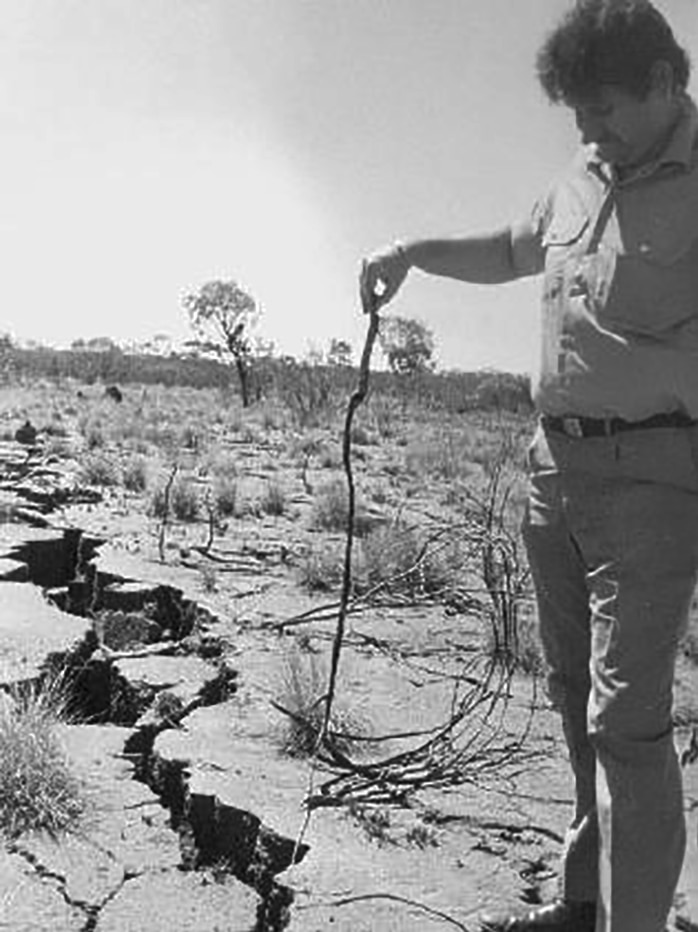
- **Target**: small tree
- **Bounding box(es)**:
[379,316,436,376]
[327,338,353,368]
[86,337,119,353]
[304,344,325,367]
[182,280,259,407]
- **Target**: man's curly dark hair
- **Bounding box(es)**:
[536,0,691,103]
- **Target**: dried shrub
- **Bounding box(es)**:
[43,418,69,438]
[404,433,479,483]
[311,479,372,537]
[358,522,459,600]
[150,477,200,521]
[80,453,120,486]
[212,475,238,518]
[261,480,286,516]
[299,540,365,594]
[201,565,218,593]
[280,363,337,428]
[206,453,238,479]
[122,454,149,493]
[346,802,395,847]
[349,424,374,447]
[45,436,75,459]
[180,425,202,451]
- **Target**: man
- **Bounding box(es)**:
[359,3,698,931]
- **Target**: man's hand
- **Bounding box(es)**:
[359,243,411,314]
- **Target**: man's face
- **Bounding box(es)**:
[570,83,678,169]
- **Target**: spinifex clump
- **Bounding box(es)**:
[0,675,85,839]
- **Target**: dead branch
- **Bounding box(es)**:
[157,463,178,562]
[304,892,475,930]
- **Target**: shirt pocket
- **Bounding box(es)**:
[601,233,698,337]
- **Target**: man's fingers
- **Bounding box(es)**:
[360,258,394,314]
[360,259,383,314]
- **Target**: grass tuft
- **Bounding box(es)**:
[311,479,372,537]
[212,474,238,518]
[122,454,149,492]
[276,645,369,759]
[0,676,85,839]
[80,452,121,486]
[260,480,287,516]
[149,477,201,521]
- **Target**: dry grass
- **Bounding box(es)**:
[276,645,370,759]
[80,452,121,486]
[299,539,365,593]
[122,453,150,492]
[149,476,201,521]
[212,474,238,517]
[310,478,373,537]
[0,374,541,673]
[260,480,287,516]
[0,676,85,839]
[359,521,461,600]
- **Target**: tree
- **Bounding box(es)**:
[146,333,173,356]
[182,279,260,407]
[86,337,119,353]
[304,343,325,367]
[378,316,436,376]
[327,338,353,368]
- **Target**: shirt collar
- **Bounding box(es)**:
[585,94,698,181]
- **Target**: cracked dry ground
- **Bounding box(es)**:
[0,418,697,931]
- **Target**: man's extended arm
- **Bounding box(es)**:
[360,224,542,313]
[401,230,521,285]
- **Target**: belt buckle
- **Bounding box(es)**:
[562,417,584,438]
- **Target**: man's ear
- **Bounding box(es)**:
[649,60,676,98]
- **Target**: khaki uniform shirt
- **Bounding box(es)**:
[512,96,698,420]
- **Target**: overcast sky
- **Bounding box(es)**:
[2,0,697,371]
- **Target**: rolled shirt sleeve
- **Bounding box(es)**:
[509,195,550,279]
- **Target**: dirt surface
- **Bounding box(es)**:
[1,388,697,931]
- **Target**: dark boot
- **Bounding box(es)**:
[480,900,596,932]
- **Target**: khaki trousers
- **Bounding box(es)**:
[522,424,698,932]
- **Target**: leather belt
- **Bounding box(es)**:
[541,411,696,439]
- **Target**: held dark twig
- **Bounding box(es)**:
[321,302,380,741]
